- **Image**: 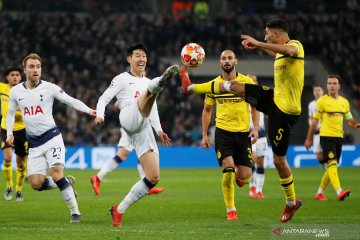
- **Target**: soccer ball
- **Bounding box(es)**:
[180,43,205,68]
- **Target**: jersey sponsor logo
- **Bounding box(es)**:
[24,106,44,116]
[217,98,244,104]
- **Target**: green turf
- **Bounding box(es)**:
[0,168,359,239]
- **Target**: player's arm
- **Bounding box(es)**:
[5,90,18,146]
[345,112,360,130]
[53,84,96,116]
[250,106,259,144]
[95,77,122,125]
[305,118,319,150]
[241,35,298,57]
[201,100,213,150]
[149,100,171,146]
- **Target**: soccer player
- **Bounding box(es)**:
[6,53,96,223]
[90,127,165,196]
[308,84,325,171]
[95,43,179,227]
[1,66,28,201]
[305,75,360,201]
[180,19,304,222]
[247,74,268,199]
[201,50,259,221]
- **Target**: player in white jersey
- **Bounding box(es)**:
[247,74,268,199]
[6,53,96,223]
[90,100,165,196]
[308,84,324,169]
[94,43,179,227]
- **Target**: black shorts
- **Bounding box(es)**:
[245,84,299,156]
[1,128,29,157]
[214,128,252,168]
[320,136,343,163]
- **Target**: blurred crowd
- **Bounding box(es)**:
[0,1,359,146]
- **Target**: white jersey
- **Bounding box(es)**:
[96,72,162,133]
[308,99,320,131]
[6,80,92,137]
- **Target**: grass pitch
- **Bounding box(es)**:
[0,168,359,240]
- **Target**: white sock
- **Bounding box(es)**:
[317,187,324,194]
[46,176,58,189]
[255,173,265,193]
[137,163,146,179]
[286,200,296,207]
[60,183,80,215]
[147,76,163,94]
[117,179,150,214]
[250,172,256,188]
[336,188,343,196]
[97,158,119,181]
[226,207,236,213]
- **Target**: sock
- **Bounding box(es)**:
[280,174,296,206]
[3,161,13,188]
[327,161,342,194]
[117,177,154,214]
[194,81,220,94]
[147,76,163,94]
[38,176,58,191]
[255,168,265,193]
[15,166,26,192]
[137,162,146,179]
[97,155,122,181]
[318,169,330,193]
[222,167,235,211]
[249,165,256,188]
[56,177,80,215]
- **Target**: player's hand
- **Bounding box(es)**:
[94,116,104,125]
[6,135,14,147]
[304,138,313,151]
[249,130,259,145]
[89,109,97,116]
[157,131,172,146]
[240,35,258,50]
[202,135,211,150]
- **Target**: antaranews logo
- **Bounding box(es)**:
[271,225,330,238]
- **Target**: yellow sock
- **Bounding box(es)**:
[3,161,13,188]
[319,169,330,190]
[15,166,26,192]
[327,160,341,191]
[280,174,296,202]
[222,167,235,209]
[194,81,220,94]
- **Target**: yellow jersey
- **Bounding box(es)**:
[0,82,25,131]
[274,40,304,115]
[204,73,255,132]
[314,94,350,138]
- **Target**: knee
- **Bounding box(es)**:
[31,181,44,191]
[273,155,287,169]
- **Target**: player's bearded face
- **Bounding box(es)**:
[25,59,41,82]
[221,62,235,73]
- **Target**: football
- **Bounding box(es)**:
[180,43,206,68]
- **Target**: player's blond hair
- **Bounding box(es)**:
[22,53,42,68]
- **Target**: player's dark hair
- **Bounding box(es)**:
[4,66,22,77]
[327,74,341,83]
[312,83,323,89]
[265,19,289,33]
[127,43,148,56]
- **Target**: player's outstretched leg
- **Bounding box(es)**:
[179,66,192,94]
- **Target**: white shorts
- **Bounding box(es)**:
[252,137,268,157]
[120,103,158,158]
[313,134,322,154]
[27,134,65,176]
[118,128,134,152]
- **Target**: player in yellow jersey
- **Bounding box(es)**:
[201,50,259,221]
[1,67,28,201]
[179,19,303,222]
[305,75,360,201]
